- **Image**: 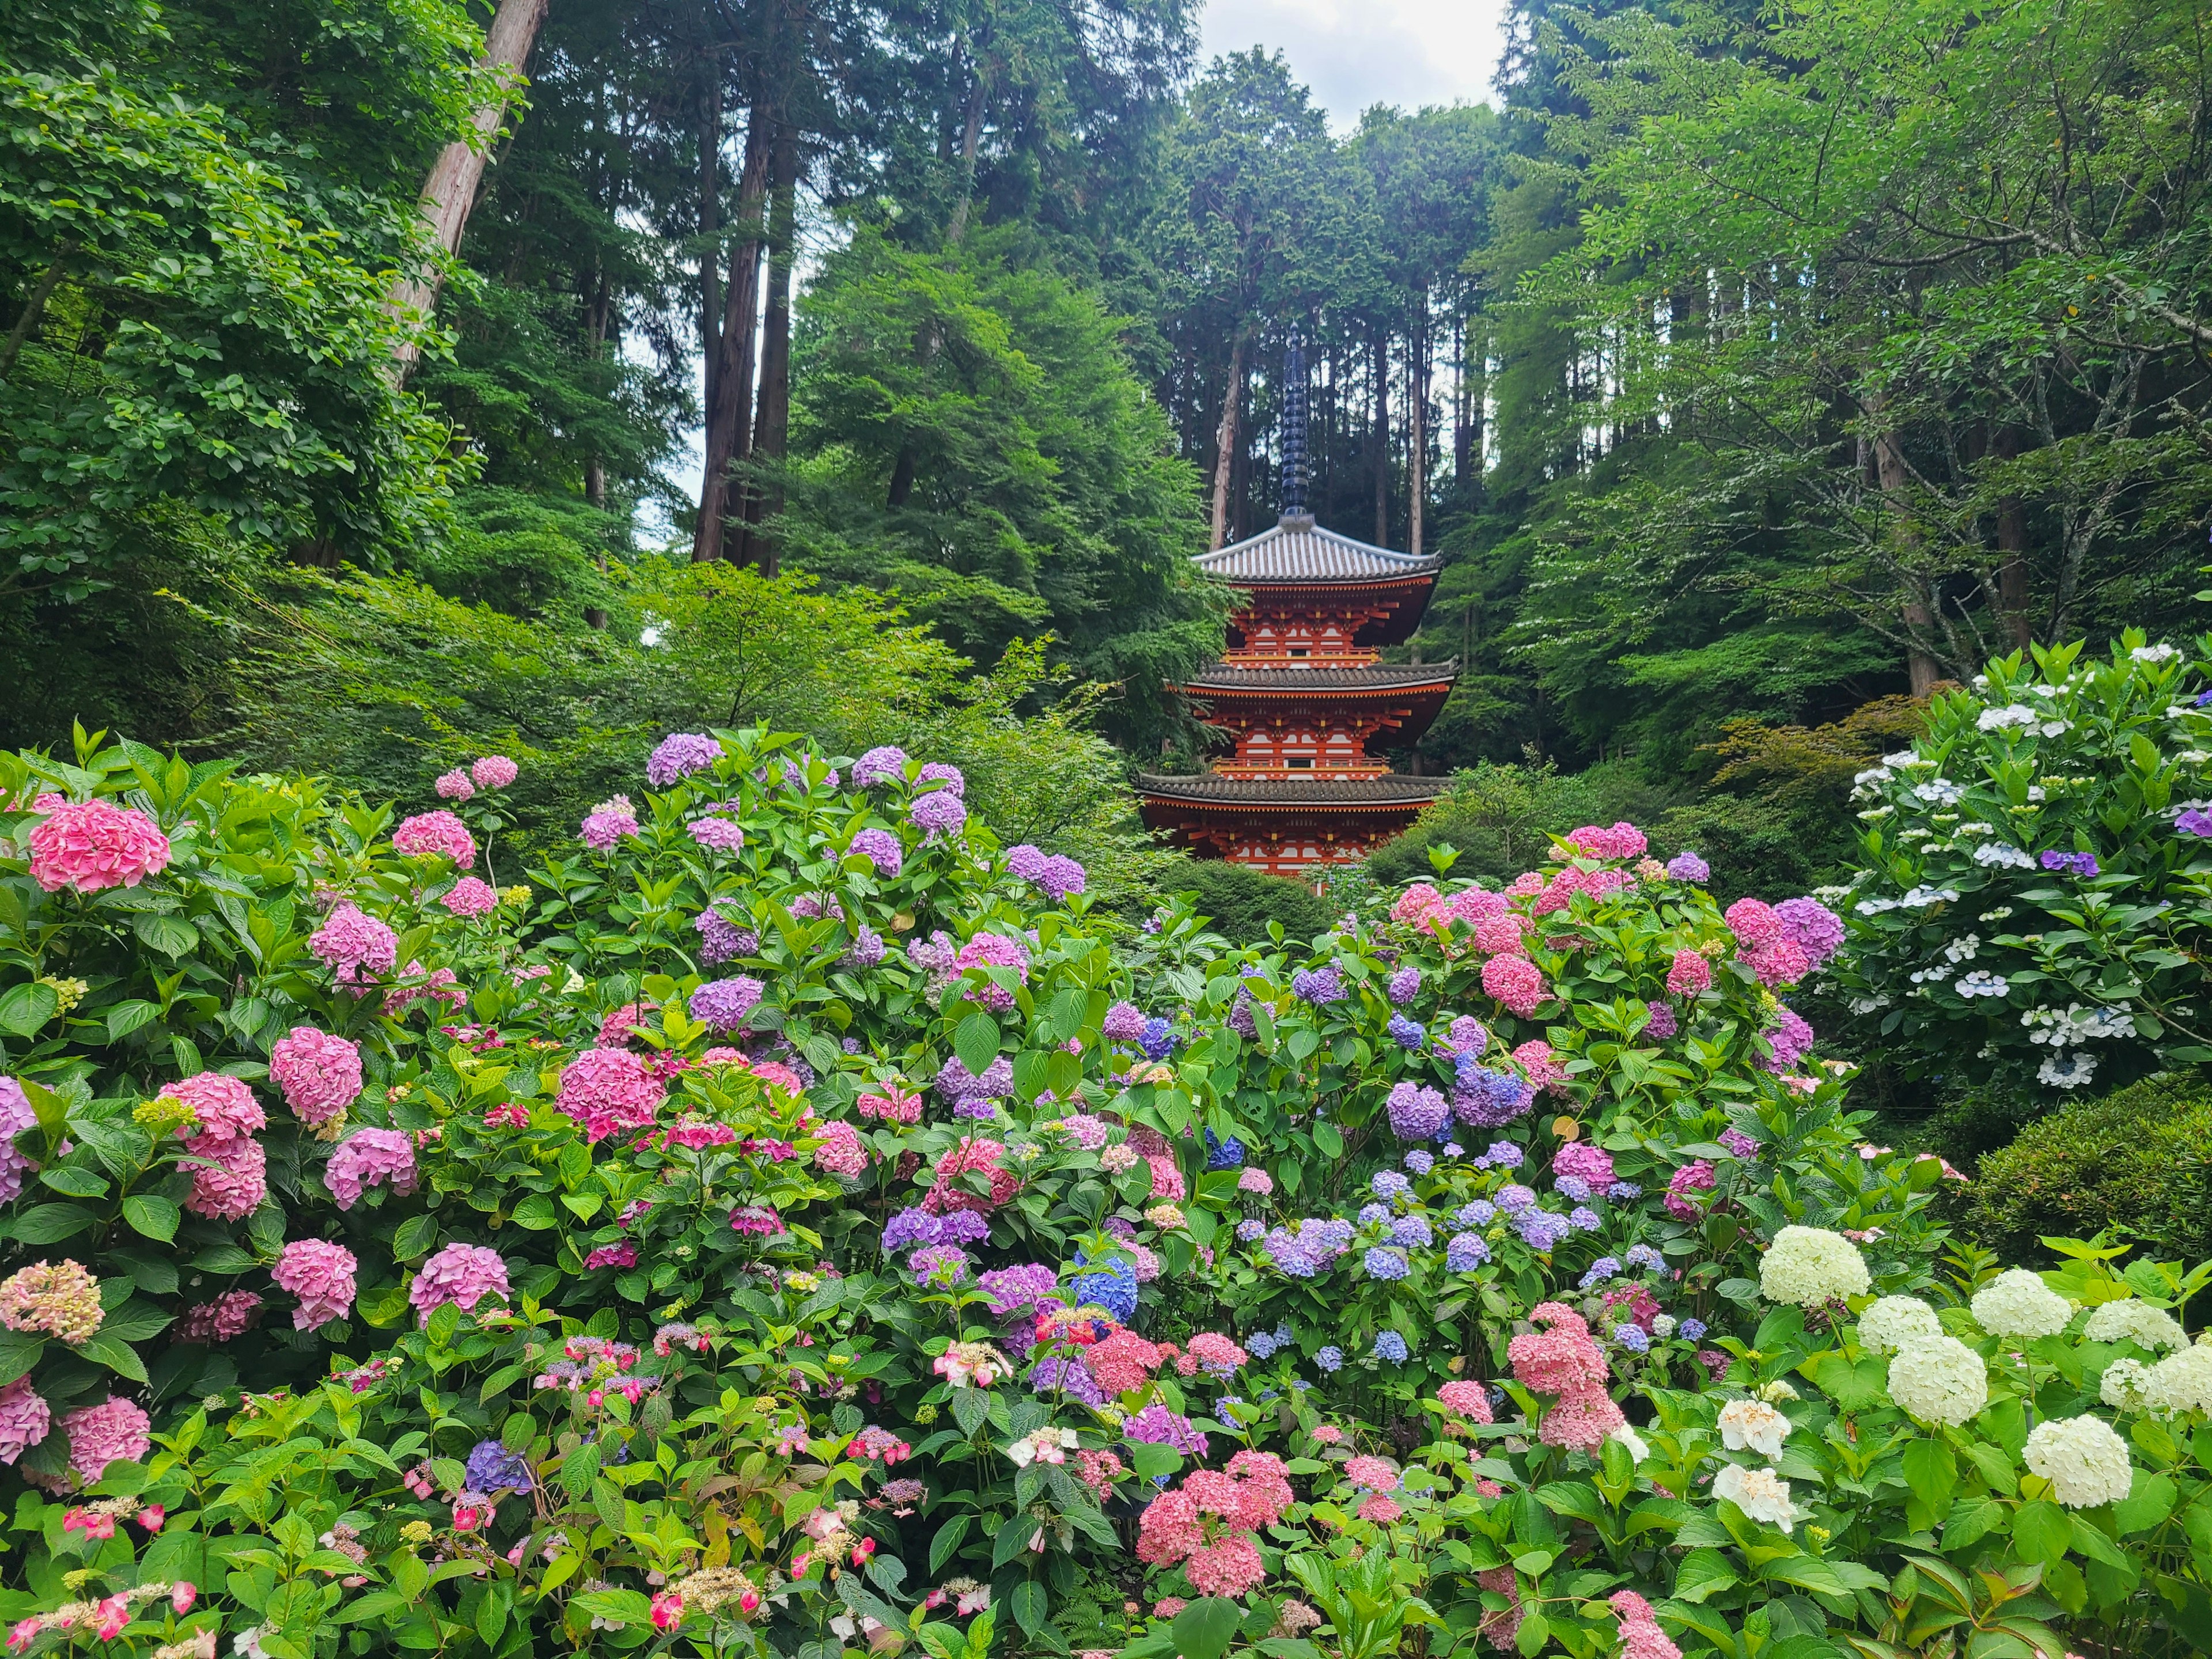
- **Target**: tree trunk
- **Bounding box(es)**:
[1208,325,1249,551]
[1865,393,1941,695]
[699,70,722,411]
[1994,427,2031,650]
[738,124,798,575]
[388,0,551,375]
[1372,325,1389,547]
[1408,289,1427,558]
[945,70,988,248]
[691,115,772,563]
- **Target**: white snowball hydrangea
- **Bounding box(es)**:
[2142,1346,2212,1418]
[1887,1336,1989,1427]
[1713,1461,1799,1529]
[1969,1269,2073,1340]
[1857,1296,1944,1356]
[2082,1298,2186,1353]
[1717,1399,1789,1460]
[2022,1415,2133,1509]
[1759,1226,1870,1308]
[2101,1357,2151,1413]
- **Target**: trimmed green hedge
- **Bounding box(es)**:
[1963,1071,2212,1263]
[1165,856,1332,944]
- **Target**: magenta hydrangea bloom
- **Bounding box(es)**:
[1563,822,1647,861]
[1481,953,1547,1018]
[274,1238,359,1331]
[1102,1002,1146,1042]
[556,1047,666,1142]
[64,1397,149,1483]
[1552,1141,1615,1189]
[325,1127,419,1210]
[910,789,967,839]
[269,1028,362,1128]
[581,796,642,850]
[1665,950,1712,997]
[647,733,723,787]
[442,877,500,918]
[0,1378,50,1464]
[0,1078,39,1205]
[309,903,398,982]
[470,755,519,790]
[955,933,1028,1012]
[1642,1002,1678,1040]
[853,746,908,787]
[691,976,764,1032]
[1761,1008,1816,1073]
[26,800,171,893]
[1039,855,1085,900]
[847,827,903,876]
[410,1243,510,1326]
[184,1133,267,1221]
[689,816,745,853]
[434,768,475,801]
[1664,1160,1717,1221]
[392,810,477,867]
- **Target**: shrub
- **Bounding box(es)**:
[1963,1073,2212,1264]
[1160,859,1331,944]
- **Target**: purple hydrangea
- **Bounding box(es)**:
[1236,1218,1266,1242]
[1555,1175,1592,1203]
[1516,1208,1574,1249]
[1138,1018,1180,1060]
[1445,1016,1488,1054]
[1123,1404,1208,1457]
[1006,844,1050,883]
[908,1244,970,1283]
[1614,1323,1651,1354]
[1387,1081,1448,1141]
[1480,1142,1524,1169]
[647,733,721,787]
[918,763,964,797]
[1371,1170,1412,1203]
[1387,965,1422,1005]
[690,976,764,1032]
[1363,1247,1410,1281]
[465,1440,533,1493]
[1495,1183,1537,1214]
[2179,808,2212,838]
[1262,1218,1354,1278]
[1625,1244,1664,1271]
[1315,1345,1344,1372]
[1291,965,1345,1004]
[853,747,908,787]
[910,790,967,839]
[1453,1064,1534,1128]
[1445,1232,1490,1271]
[1761,1009,1815,1073]
[1389,1215,1432,1248]
[978,1263,1060,1315]
[935,1053,1013,1104]
[1387,1013,1426,1051]
[1774,896,1845,966]
[882,1209,942,1252]
[1358,1202,1391,1226]
[1642,1002,1679,1040]
[688,816,745,853]
[1718,1127,1761,1158]
[1665,851,1710,882]
[1227,989,1257,1038]
[936,1210,990,1245]
[1039,855,1085,901]
[1608,1180,1642,1200]
[842,926,886,968]
[847,828,903,876]
[1102,1002,1146,1042]
[1568,1206,1602,1232]
[1028,1357,1105,1406]
[1372,1331,1410,1363]
[1579,1257,1622,1289]
[1679,1319,1708,1342]
[2041,848,2100,877]
[1457,1200,1496,1226]
[1404,1149,1434,1176]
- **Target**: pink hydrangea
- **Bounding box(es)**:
[169,1071,266,1143]
[1446,887,1512,926]
[1724,897,1782,946]
[184,1132,266,1221]
[1356,1493,1403,1522]
[0,1378,50,1464]
[175,1290,264,1342]
[1513,1040,1566,1089]
[310,904,399,982]
[0,1260,102,1343]
[1237,1166,1272,1194]
[1610,1591,1683,1659]
[598,1003,656,1047]
[585,1241,638,1270]
[1552,1141,1615,1188]
[1664,1159,1717,1221]
[434,769,475,801]
[1180,1333,1248,1377]
[1344,1454,1399,1491]
[556,1047,666,1143]
[383,962,464,1016]
[1509,1303,1624,1452]
[269,1028,362,1127]
[1474,912,1528,955]
[1437,1380,1493,1423]
[0,1077,40,1205]
[1539,1389,1627,1452]
[64,1397,150,1483]
[273,1239,358,1331]
[955,932,1030,1012]
[1665,949,1712,998]
[1481,953,1547,1018]
[1564,822,1647,860]
[442,877,499,918]
[392,810,476,866]
[410,1243,510,1326]
[581,796,642,850]
[27,800,171,893]
[856,1085,922,1124]
[1741,937,1812,988]
[324,1127,419,1210]
[471,755,519,790]
[812,1121,868,1177]
[1391,884,1442,925]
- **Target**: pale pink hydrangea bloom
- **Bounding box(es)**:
[310,904,399,983]
[1356,1493,1402,1522]
[0,1077,40,1205]
[856,1085,922,1124]
[1563,822,1647,861]
[0,1260,101,1343]
[274,1239,358,1331]
[27,800,171,893]
[184,1133,266,1221]
[1437,1380,1493,1423]
[812,1121,868,1177]
[411,1243,510,1326]
[269,1028,362,1127]
[324,1127,419,1210]
[392,810,477,866]
[442,877,499,918]
[64,1397,150,1483]
[1237,1167,1272,1195]
[1474,911,1529,955]
[471,755,519,790]
[556,1047,666,1143]
[169,1071,266,1143]
[1343,1455,1399,1490]
[0,1378,50,1463]
[434,769,475,801]
[1610,1592,1682,1659]
[1723,897,1782,945]
[1390,884,1442,925]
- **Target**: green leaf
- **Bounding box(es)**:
[929,1513,971,1574]
[509,1194,556,1230]
[1127,1440,1183,1481]
[122,1194,180,1243]
[1312,1121,1343,1158]
[105,1001,160,1043]
[2012,1499,2073,1563]
[8,1203,95,1244]
[1805,1350,1890,1412]
[0,982,58,1037]
[2114,1470,2177,1534]
[1670,1548,1739,1603]
[132,914,199,957]
[955,1012,1001,1077]
[392,1213,440,1260]
[1009,1581,1048,1639]
[77,1331,149,1383]
[952,1385,991,1437]
[1901,1436,1957,1522]
[1170,1598,1244,1659]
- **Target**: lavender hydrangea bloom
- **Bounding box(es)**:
[1665,851,1710,882]
[1138,1018,1180,1060]
[1615,1324,1652,1353]
[1516,1209,1574,1249]
[1482,1142,1524,1168]
[842,926,886,968]
[935,1054,1013,1104]
[1101,1002,1146,1043]
[1006,844,1050,884]
[647,733,721,787]
[1386,1082,1448,1142]
[1123,1404,1207,1456]
[1718,1127,1761,1158]
[852,746,908,787]
[1371,1170,1412,1203]
[1387,1013,1426,1051]
[1642,1002,1679,1040]
[910,790,967,838]
[918,763,965,797]
[1039,855,1086,900]
[1363,1247,1410,1281]
[1568,1207,1602,1232]
[1290,965,1345,1004]
[2180,808,2212,838]
[691,976,764,1031]
[1679,1319,1708,1341]
[1555,1175,1592,1203]
[936,1210,990,1245]
[1357,1202,1391,1227]
[847,828,903,876]
[1227,989,1258,1037]
[1608,1181,1642,1200]
[1580,1257,1623,1289]
[1263,1218,1354,1278]
[1404,1150,1434,1176]
[978,1264,1059,1315]
[1625,1244,1665,1271]
[908,1244,970,1283]
[1028,1357,1105,1406]
[1495,1183,1537,1214]
[1315,1346,1344,1372]
[1387,965,1422,1005]
[1774,896,1845,965]
[1372,1331,1410,1363]
[882,1209,942,1252]
[1445,1016,1488,1054]
[2041,848,2099,877]
[1457,1200,1497,1227]
[465,1441,533,1493]
[1236,1218,1266,1242]
[688,816,745,853]
[1453,1063,1535,1128]
[1389,1215,1432,1248]
[1445,1232,1490,1271]
[1762,1009,1816,1074]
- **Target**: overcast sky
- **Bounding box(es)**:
[1198,0,1508,127]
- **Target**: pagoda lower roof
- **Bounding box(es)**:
[1134,772,1450,808]
[1177,660,1459,695]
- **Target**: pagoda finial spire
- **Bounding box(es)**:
[1280,332,1312,527]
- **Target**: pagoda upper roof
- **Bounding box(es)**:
[1180,660,1460,694]
[1134,772,1449,808]
[1195,514,1442,586]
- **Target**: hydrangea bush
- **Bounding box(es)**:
[0,730,2206,1657]
[1832,634,2212,1094]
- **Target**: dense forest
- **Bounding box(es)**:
[4,0,2209,890]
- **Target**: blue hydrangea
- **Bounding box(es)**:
[1445,1232,1490,1272]
[1066,1251,1138,1323]
[1614,1324,1652,1354]
[1404,1150,1435,1176]
[1247,1330,1279,1359]
[465,1440,533,1493]
[1555,1174,1592,1202]
[1569,1207,1602,1232]
[1457,1200,1497,1227]
[1579,1256,1622,1289]
[1236,1218,1267,1242]
[1387,1013,1426,1051]
[1363,1247,1410,1281]
[1315,1344,1344,1372]
[1371,1171,1412,1203]
[1138,1017,1180,1060]
[1291,966,1346,1004]
[1624,1244,1665,1271]
[1372,1331,1410,1364]
[1357,1202,1392,1228]
[1495,1184,1537,1214]
[1608,1181,1642,1200]
[1679,1319,1708,1342]
[1272,1320,1293,1345]
[1516,1209,1574,1250]
[1204,1128,1246,1170]
[1390,1215,1433,1249]
[1482,1142,1525,1169]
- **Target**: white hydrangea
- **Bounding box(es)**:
[1713,1461,1798,1529]
[1942,934,1980,963]
[1650,1314,1677,1339]
[1759,1226,1870,1308]
[1956,971,2010,998]
[1887,1336,1989,1427]
[2133,643,2179,664]
[1972,841,2035,868]
[1857,1296,1944,1356]
[1978,704,2039,731]
[2142,1346,2212,1418]
[1607,1425,1649,1465]
[1971,1270,2073,1340]
[2022,1415,2134,1509]
[1717,1399,1789,1460]
[2101,1357,2151,1412]
[2083,1299,2186,1353]
[2038,1050,2098,1090]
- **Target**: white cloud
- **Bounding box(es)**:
[1198,0,1507,128]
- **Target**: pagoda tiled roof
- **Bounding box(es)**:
[1134,772,1450,806]
[1180,660,1459,693]
[1195,514,1442,585]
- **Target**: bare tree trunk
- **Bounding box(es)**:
[699,70,722,411]
[389,0,551,374]
[1993,426,2031,650]
[1409,289,1427,557]
[691,116,772,562]
[1372,325,1389,547]
[1208,325,1249,551]
[1865,393,1941,695]
[738,126,798,575]
[945,71,988,248]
